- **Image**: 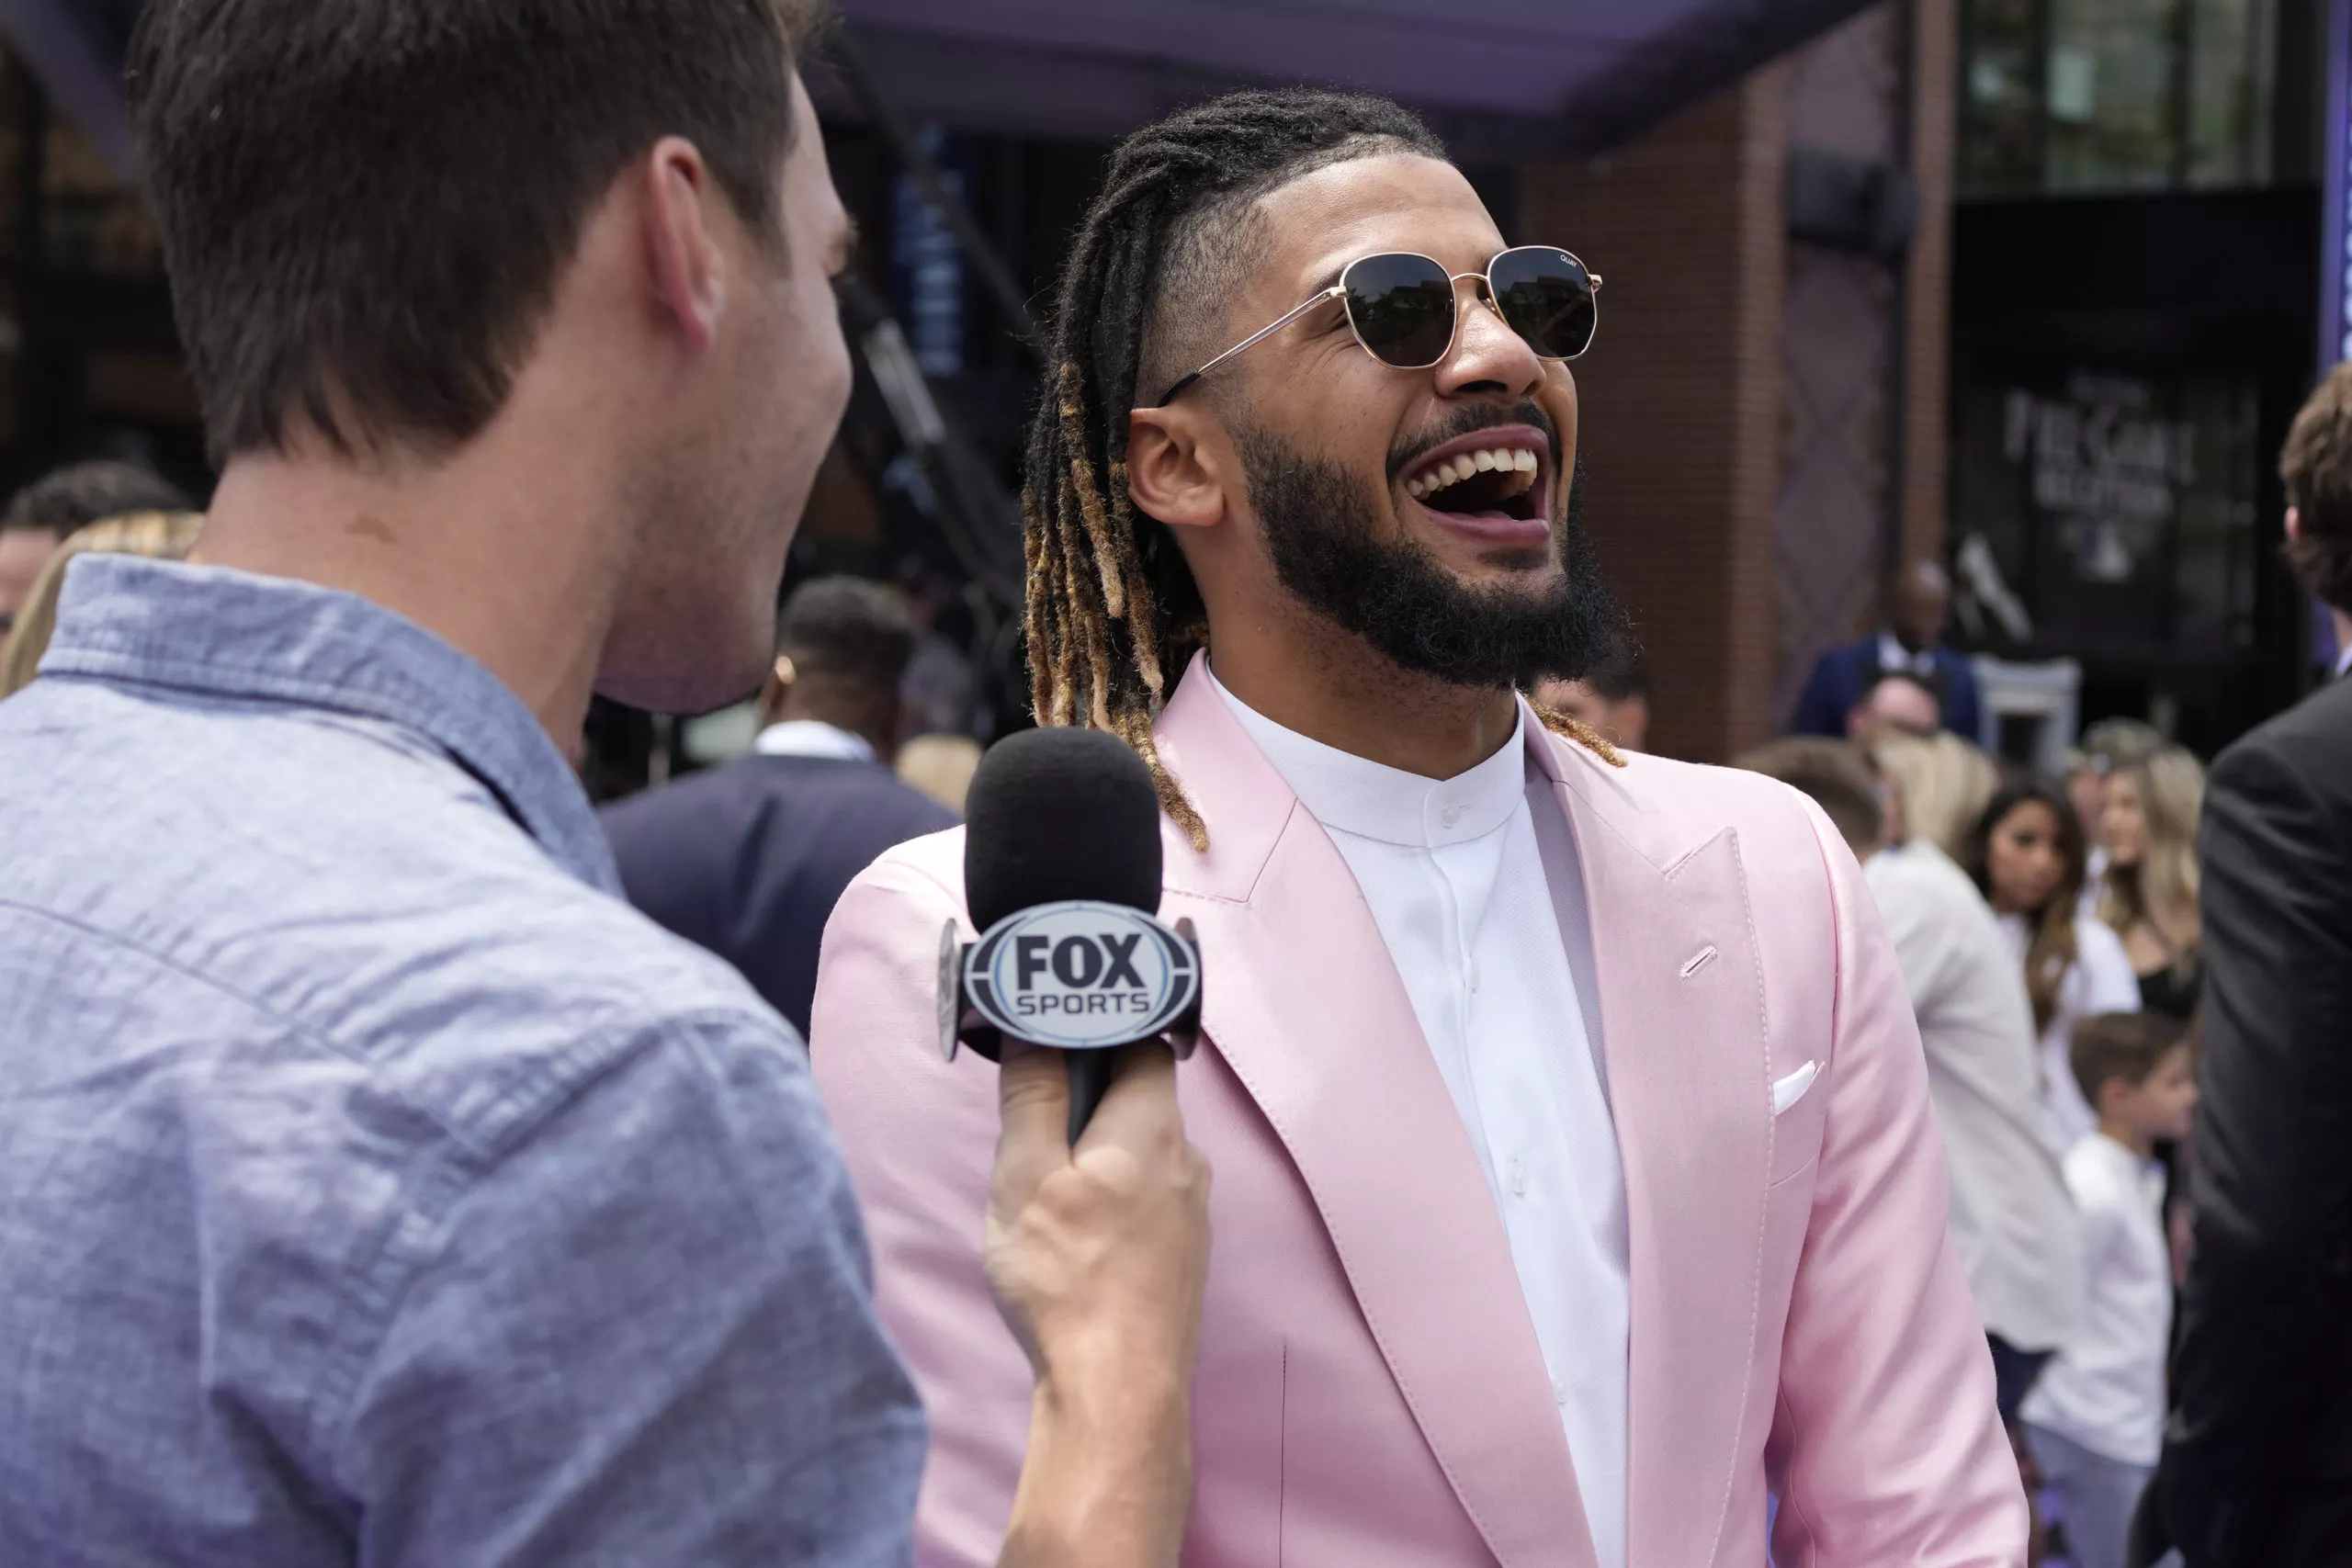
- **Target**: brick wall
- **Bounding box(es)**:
[1521,71,1792,764]
[1518,0,1956,761]
[1903,0,1959,575]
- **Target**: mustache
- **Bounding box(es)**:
[1385,400,1561,484]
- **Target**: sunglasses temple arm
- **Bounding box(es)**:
[1152,286,1345,407]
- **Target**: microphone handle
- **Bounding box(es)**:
[1065,1048,1121,1144]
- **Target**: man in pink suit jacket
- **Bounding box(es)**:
[813,87,2024,1567]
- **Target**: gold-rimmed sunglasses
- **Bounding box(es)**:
[1153,245,1601,407]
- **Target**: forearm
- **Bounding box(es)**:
[998,1367,1193,1568]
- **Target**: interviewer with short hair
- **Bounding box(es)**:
[0,4,1206,1565]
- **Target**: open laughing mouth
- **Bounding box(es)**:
[1396,424,1553,547]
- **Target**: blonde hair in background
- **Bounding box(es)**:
[1870,728,2001,861]
[896,733,984,816]
[2098,744,2206,964]
[0,512,207,699]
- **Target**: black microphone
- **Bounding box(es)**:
[938,728,1201,1142]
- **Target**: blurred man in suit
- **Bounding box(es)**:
[2133,363,2352,1568]
[1792,559,1984,741]
[603,576,956,1035]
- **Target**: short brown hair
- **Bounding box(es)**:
[3,461,191,537]
[1735,738,1884,852]
[2279,362,2352,613]
[127,0,820,464]
[2070,1011,2188,1111]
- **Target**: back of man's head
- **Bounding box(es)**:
[779,578,918,689]
[1849,669,1941,740]
[2280,362,2352,615]
[1736,738,1885,861]
[772,578,917,751]
[126,0,816,465]
[2,461,192,539]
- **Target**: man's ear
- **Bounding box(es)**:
[2287,504,2304,546]
[642,136,727,355]
[1126,405,1233,533]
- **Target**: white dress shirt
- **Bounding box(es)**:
[1865,841,2082,1351]
[1209,667,1628,1568]
[1996,912,2144,1147]
[1878,628,1938,678]
[2021,1134,2172,1465]
[752,719,876,764]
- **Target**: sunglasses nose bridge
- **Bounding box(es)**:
[1437,271,1544,382]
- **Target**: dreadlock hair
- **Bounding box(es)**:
[1023,87,1618,852]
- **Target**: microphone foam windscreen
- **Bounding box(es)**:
[963,727,1165,931]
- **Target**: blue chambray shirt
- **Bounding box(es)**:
[0,557,926,1566]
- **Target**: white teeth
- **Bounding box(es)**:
[1408,445,1543,502]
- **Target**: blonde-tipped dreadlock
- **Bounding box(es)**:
[1022,89,1624,852]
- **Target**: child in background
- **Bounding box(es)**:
[2023,1012,2199,1568]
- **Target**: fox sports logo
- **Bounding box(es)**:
[964,901,1200,1051]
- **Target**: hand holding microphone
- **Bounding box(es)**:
[951,728,1213,1568]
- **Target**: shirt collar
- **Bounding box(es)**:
[1879,629,1934,676]
[41,555,620,895]
[2335,640,2352,681]
[1204,660,1528,849]
[754,719,876,764]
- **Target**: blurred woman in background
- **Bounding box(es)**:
[1966,780,2143,1145]
[1871,728,2002,862]
[0,512,206,700]
[2098,746,2207,1021]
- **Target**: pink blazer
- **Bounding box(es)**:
[811,660,2025,1567]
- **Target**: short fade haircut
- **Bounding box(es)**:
[2281,362,2352,613]
[1735,737,1885,852]
[2,461,192,536]
[2070,1010,2188,1110]
[777,577,917,694]
[126,0,820,465]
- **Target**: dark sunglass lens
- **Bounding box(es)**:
[1343,254,1456,367]
[1490,248,1595,359]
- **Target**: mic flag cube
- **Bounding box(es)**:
[939,902,1202,1065]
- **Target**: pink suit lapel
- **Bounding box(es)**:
[1532,734,1777,1568]
[1152,660,1598,1568]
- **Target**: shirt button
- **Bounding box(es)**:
[1440,801,1463,829]
[1509,1157,1526,1197]
[1552,1374,1569,1406]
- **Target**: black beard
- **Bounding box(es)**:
[1235,423,1628,691]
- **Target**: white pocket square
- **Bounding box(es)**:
[1771,1061,1820,1116]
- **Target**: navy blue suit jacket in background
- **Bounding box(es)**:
[601,755,958,1038]
[1788,636,1984,741]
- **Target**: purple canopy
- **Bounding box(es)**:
[816,0,1879,156]
[10,0,1878,171]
